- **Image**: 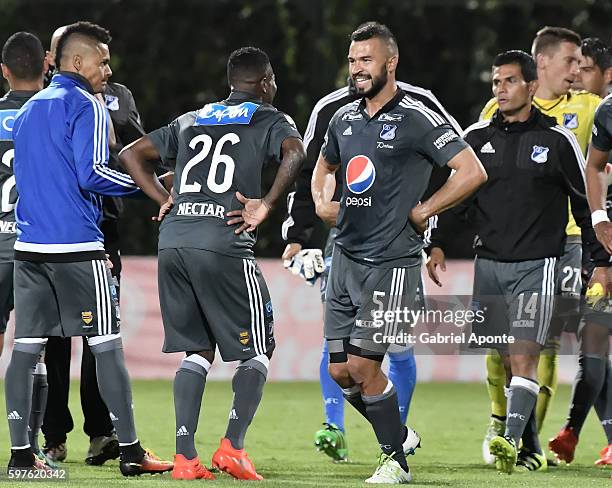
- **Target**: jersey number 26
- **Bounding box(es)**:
[179,133,240,194]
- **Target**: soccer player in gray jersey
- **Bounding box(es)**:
[312,22,487,484]
[120,47,305,480]
[0,31,52,469]
[549,39,612,467]
[573,94,612,466]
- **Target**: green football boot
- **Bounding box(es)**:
[489,435,518,474]
[314,423,348,462]
[515,448,548,472]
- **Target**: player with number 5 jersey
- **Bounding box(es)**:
[120,47,305,480]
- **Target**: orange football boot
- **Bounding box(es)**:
[595,444,612,466]
[548,427,578,464]
[211,438,263,480]
[172,454,215,480]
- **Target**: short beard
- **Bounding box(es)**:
[355,66,388,99]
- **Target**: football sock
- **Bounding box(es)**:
[521,406,542,454]
[174,355,210,459]
[594,359,612,444]
[536,350,558,433]
[388,349,416,424]
[362,381,408,472]
[225,356,268,450]
[567,354,606,436]
[342,385,369,421]
[88,337,140,452]
[486,351,507,418]
[29,360,48,452]
[320,341,345,431]
[505,376,539,446]
[6,343,43,450]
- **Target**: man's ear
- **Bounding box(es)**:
[73,54,82,71]
[0,64,9,82]
[528,79,539,97]
[387,54,398,73]
[604,67,612,86]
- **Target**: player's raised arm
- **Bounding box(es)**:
[119,136,170,210]
[312,153,340,227]
[410,147,487,233]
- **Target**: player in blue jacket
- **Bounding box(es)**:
[4,21,172,477]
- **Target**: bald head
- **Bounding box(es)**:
[48,25,67,66]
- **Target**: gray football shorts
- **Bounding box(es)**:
[0,262,13,334]
[324,245,420,361]
[158,248,274,362]
[471,256,558,349]
[546,239,582,344]
[14,259,119,338]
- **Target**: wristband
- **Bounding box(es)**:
[592,209,610,226]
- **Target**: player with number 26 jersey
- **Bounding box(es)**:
[149,92,300,258]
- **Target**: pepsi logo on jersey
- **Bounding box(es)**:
[345,155,375,207]
[346,155,376,194]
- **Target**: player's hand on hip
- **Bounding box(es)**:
[594,221,612,254]
[426,247,446,287]
[315,201,340,227]
[153,194,174,222]
[409,204,428,235]
[226,191,270,234]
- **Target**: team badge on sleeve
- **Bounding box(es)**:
[563,113,578,129]
[531,145,549,164]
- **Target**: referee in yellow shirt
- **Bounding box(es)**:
[479,26,601,465]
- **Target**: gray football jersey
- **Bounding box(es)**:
[592,94,612,152]
[0,91,37,263]
[149,91,301,258]
[321,89,468,266]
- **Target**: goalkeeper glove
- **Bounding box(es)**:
[283,249,325,286]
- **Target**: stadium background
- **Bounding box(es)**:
[1,0,609,256]
[0,2,610,485]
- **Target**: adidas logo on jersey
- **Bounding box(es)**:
[480,142,495,154]
[176,425,189,436]
[229,409,239,420]
[109,412,119,421]
[343,126,352,136]
[7,410,22,420]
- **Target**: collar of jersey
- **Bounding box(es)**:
[357,88,405,120]
[4,89,38,101]
[533,93,568,112]
[492,106,540,132]
[225,90,263,104]
[52,71,95,94]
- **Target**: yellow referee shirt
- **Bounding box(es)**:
[479,90,601,236]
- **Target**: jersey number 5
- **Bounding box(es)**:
[179,133,240,194]
[1,149,15,212]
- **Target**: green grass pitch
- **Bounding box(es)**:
[0,380,609,486]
